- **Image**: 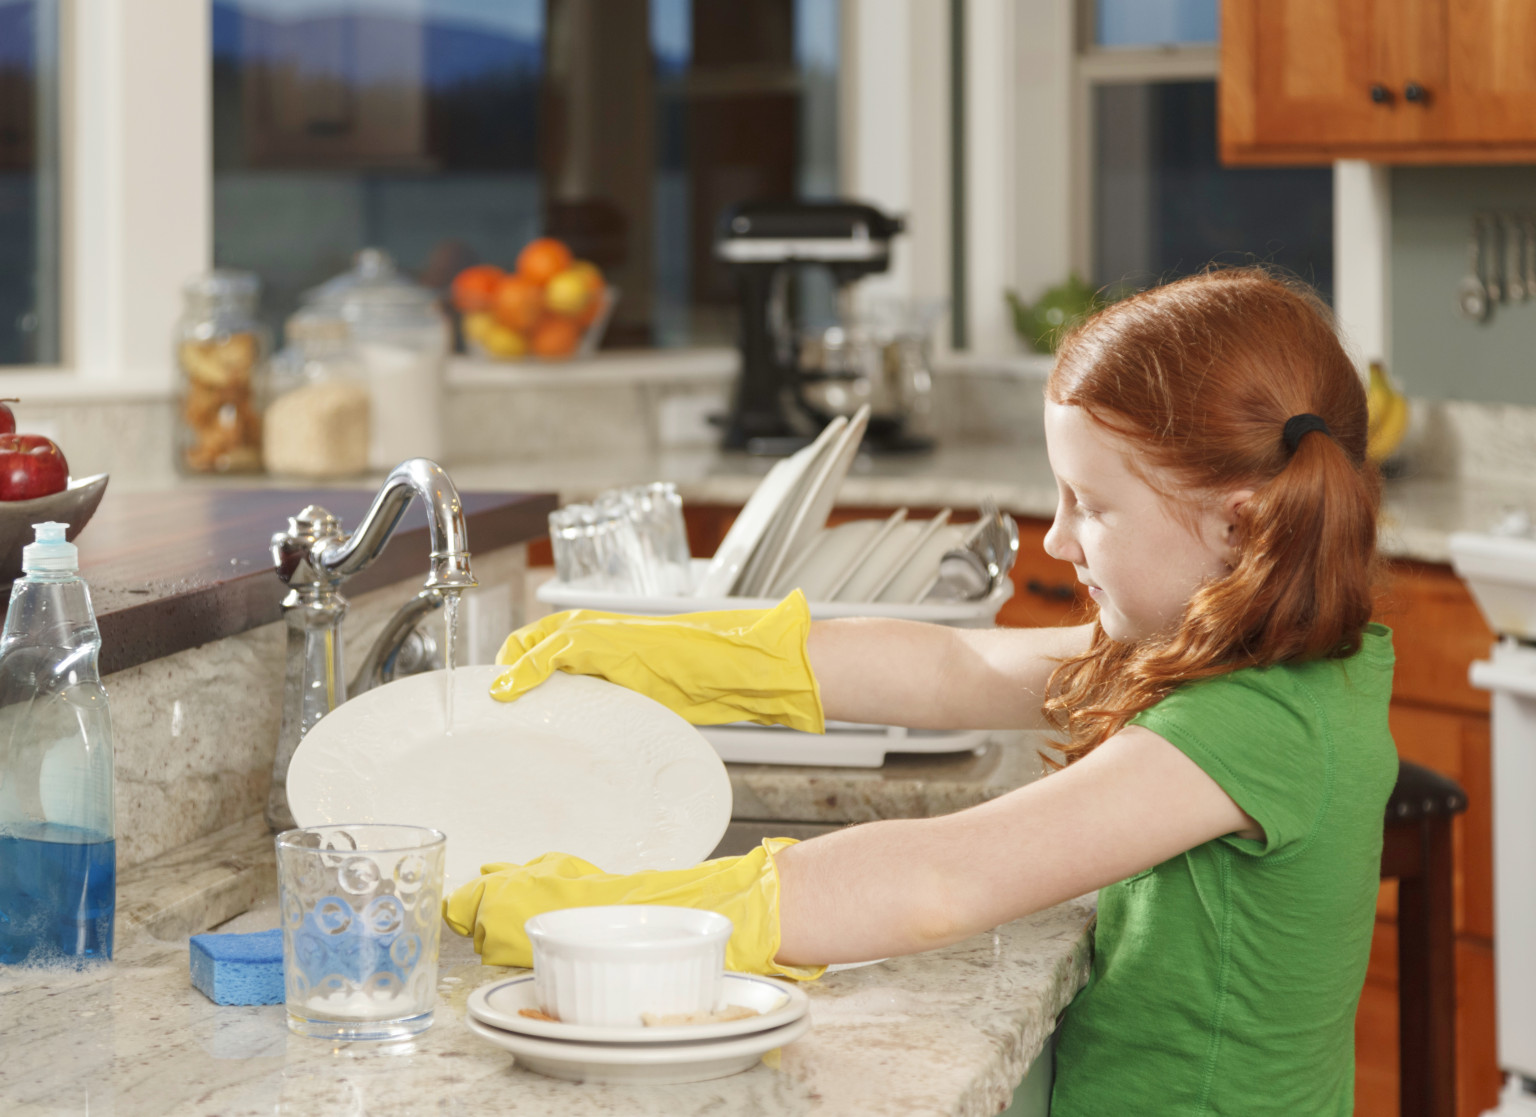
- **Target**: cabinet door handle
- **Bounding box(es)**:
[1404,81,1429,104]
[1026,579,1077,603]
[1369,83,1393,104]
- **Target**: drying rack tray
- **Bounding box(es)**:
[537,559,1014,628]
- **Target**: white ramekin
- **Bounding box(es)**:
[525,905,733,1028]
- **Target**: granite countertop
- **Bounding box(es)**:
[1,738,1091,1117]
[443,444,1529,566]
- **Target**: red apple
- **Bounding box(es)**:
[0,400,17,436]
[0,434,68,500]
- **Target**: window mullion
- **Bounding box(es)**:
[42,0,211,394]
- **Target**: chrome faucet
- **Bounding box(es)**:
[265,458,478,831]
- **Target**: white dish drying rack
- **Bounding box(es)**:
[537,560,1012,766]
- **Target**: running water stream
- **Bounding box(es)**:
[443,591,462,735]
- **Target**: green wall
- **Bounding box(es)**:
[1392,166,1536,404]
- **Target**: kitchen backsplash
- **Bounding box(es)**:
[1392,165,1536,407]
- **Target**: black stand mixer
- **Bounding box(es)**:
[715,199,935,456]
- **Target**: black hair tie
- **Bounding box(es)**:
[1282,413,1331,455]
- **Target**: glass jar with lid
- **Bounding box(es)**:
[174,270,270,474]
[304,249,448,471]
[262,308,372,479]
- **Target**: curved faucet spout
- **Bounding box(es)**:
[266,458,478,831]
[314,458,477,591]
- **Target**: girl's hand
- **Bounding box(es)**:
[491,591,824,732]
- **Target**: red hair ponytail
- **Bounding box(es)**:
[1041,268,1382,762]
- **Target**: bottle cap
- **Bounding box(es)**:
[23,521,78,575]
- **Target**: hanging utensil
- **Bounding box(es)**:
[1517,216,1529,304]
[1489,211,1505,304]
[1459,214,1491,321]
[1506,213,1526,303]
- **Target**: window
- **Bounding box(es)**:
[1080,0,1334,302]
[212,0,840,349]
[0,0,60,366]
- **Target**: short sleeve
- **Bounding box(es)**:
[1128,670,1331,858]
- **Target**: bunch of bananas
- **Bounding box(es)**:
[1366,362,1409,464]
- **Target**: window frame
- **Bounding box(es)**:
[0,0,210,397]
[1068,0,1387,370]
[13,0,1372,387]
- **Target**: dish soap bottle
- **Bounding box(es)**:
[0,522,116,966]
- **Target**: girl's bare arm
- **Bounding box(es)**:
[772,725,1258,964]
[806,618,1096,731]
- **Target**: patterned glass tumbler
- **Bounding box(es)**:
[276,824,447,1041]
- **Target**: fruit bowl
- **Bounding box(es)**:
[0,473,109,580]
[463,287,619,363]
[452,239,617,362]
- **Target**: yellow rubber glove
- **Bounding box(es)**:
[490,590,824,733]
[442,838,825,981]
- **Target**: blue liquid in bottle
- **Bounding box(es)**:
[0,523,116,967]
[0,825,115,964]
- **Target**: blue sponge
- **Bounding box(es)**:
[189,929,285,1006]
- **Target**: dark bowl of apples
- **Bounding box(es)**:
[0,400,106,580]
[0,472,109,581]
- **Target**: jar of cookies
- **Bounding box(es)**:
[175,270,269,474]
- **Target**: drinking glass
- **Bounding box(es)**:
[276,823,446,1041]
[548,502,652,593]
[596,482,691,594]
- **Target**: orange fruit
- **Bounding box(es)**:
[450,265,504,313]
[517,237,574,285]
[530,315,582,358]
[490,274,544,333]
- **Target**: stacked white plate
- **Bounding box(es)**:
[696,406,872,598]
[465,972,812,1084]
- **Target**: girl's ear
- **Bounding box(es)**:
[1216,488,1255,567]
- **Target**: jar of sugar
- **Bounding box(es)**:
[303,249,447,470]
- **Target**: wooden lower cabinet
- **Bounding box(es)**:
[1360,563,1501,1117]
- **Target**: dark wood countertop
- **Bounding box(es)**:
[59,487,555,675]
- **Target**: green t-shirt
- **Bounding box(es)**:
[1050,624,1398,1117]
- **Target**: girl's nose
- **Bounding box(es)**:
[1044,511,1079,564]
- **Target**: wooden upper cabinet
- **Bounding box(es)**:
[1444,0,1536,143]
[1221,0,1536,164]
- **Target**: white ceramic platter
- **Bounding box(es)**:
[286,667,733,891]
[748,406,871,596]
[822,509,907,601]
[732,415,850,598]
[465,1012,812,1085]
[867,510,953,603]
[468,972,808,1044]
[878,523,968,604]
[768,517,869,600]
[691,416,845,598]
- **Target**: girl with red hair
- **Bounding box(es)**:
[454,268,1395,1115]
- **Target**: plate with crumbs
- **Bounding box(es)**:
[468,972,809,1044]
